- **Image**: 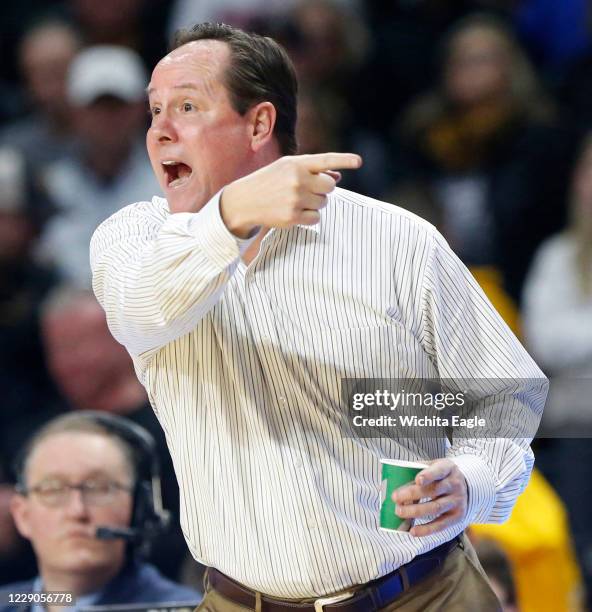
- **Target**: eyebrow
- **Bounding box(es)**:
[146,83,199,96]
[34,469,117,482]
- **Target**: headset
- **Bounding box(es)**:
[13,410,171,555]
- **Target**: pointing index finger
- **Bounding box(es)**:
[300,152,362,173]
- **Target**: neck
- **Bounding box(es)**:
[242,227,270,266]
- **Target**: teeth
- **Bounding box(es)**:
[162,160,178,165]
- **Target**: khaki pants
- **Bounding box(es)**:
[196,536,502,612]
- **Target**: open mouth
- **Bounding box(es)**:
[162,160,193,188]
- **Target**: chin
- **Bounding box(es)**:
[61,549,124,575]
[60,540,125,569]
[167,192,209,214]
[56,555,109,574]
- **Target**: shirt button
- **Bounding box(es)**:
[294,458,303,469]
[307,520,317,530]
[279,396,287,405]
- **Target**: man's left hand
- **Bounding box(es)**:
[391,459,468,537]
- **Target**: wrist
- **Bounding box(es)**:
[449,454,496,525]
[220,182,258,238]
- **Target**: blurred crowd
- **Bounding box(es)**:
[1,0,592,610]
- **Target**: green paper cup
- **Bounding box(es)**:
[380,459,428,532]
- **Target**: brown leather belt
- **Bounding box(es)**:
[208,535,462,611]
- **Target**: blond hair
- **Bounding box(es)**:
[403,13,553,135]
[568,134,592,296]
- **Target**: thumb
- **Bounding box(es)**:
[323,170,342,184]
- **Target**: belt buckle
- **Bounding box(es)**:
[313,590,355,611]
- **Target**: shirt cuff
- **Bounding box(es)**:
[187,189,256,269]
[449,453,496,525]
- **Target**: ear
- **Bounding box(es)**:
[246,102,277,152]
[10,494,32,539]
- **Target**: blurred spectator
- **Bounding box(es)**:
[523,132,592,604]
[0,19,80,168]
[391,12,570,301]
[289,2,388,197]
[36,45,160,288]
[0,146,62,584]
[0,146,59,447]
[167,0,360,40]
[296,87,390,198]
[471,469,586,611]
[41,289,146,414]
[40,288,190,580]
[0,412,199,609]
[277,1,389,196]
[68,0,169,71]
[359,1,502,134]
[0,2,67,124]
[473,539,518,611]
[282,0,367,91]
[523,132,592,423]
[296,88,341,156]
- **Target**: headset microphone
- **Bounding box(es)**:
[96,525,141,542]
[90,415,172,554]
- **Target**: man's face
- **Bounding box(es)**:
[42,296,136,409]
[445,28,510,108]
[10,432,133,578]
[20,26,78,117]
[0,212,34,263]
[146,40,254,213]
[74,97,145,155]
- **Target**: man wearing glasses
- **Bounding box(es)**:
[0,412,198,612]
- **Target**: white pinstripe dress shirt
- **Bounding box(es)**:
[91,186,546,598]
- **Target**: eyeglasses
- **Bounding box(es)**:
[21,478,133,507]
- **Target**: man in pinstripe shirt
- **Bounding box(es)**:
[91,22,545,611]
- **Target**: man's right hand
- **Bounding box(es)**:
[220,153,362,238]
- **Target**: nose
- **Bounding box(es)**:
[149,112,178,144]
[63,488,90,518]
